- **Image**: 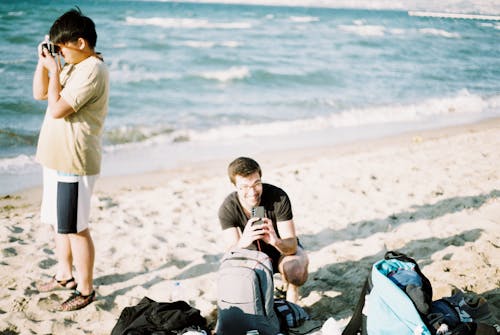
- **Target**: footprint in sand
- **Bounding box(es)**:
[11,296,29,312]
[37,293,63,312]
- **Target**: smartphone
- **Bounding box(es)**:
[251,206,265,226]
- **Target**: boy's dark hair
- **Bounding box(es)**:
[228,157,262,185]
[49,7,97,48]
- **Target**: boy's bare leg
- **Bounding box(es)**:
[69,228,95,295]
[55,233,74,280]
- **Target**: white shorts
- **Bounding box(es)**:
[41,167,98,234]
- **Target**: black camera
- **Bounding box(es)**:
[42,41,60,56]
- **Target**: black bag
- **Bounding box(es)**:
[111,297,208,335]
[274,298,310,332]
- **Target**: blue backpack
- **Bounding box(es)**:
[342,251,433,335]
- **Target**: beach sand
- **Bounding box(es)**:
[1,119,499,334]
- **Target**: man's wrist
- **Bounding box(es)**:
[276,238,297,256]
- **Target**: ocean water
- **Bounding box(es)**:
[1,1,500,195]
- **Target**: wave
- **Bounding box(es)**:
[338,23,386,37]
[289,16,319,23]
[141,0,500,16]
[0,154,37,174]
[125,16,252,29]
[188,90,496,142]
[479,22,500,29]
[408,11,500,21]
[419,28,460,38]
[101,90,500,146]
[197,66,250,82]
[104,125,176,145]
[109,62,329,85]
[0,128,38,148]
[7,11,24,17]
[181,40,241,48]
[1,91,498,174]
[108,62,179,84]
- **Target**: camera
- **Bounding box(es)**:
[42,41,60,56]
[251,206,265,226]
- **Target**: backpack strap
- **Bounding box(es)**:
[342,277,370,335]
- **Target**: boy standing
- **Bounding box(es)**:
[33,8,109,311]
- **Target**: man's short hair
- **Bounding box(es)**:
[228,157,262,184]
[50,7,97,48]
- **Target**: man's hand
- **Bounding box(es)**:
[259,217,280,246]
[236,217,267,249]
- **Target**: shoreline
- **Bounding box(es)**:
[1,118,499,334]
[8,116,500,201]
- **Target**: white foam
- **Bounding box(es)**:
[0,154,37,173]
[108,62,178,84]
[338,24,386,37]
[188,90,495,142]
[183,40,216,48]
[144,0,500,16]
[198,66,250,82]
[419,28,460,38]
[409,11,500,21]
[182,40,241,48]
[479,22,500,29]
[220,41,241,48]
[125,16,252,29]
[8,11,24,17]
[289,16,319,23]
[2,91,497,192]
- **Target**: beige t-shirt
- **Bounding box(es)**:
[36,56,109,175]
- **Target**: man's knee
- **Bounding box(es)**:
[282,258,308,286]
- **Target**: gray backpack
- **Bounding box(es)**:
[216,248,281,335]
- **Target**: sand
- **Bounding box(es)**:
[1,118,499,334]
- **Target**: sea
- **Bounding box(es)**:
[1,0,500,195]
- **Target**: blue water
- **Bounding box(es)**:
[1,1,500,195]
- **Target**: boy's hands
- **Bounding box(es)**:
[37,35,60,74]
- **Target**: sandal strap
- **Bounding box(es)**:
[55,276,75,286]
[36,275,77,292]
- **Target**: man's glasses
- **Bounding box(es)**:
[236,181,262,192]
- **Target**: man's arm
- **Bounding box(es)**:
[222,217,266,251]
[222,227,241,251]
[262,219,298,256]
[275,219,298,255]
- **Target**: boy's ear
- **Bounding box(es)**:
[77,37,86,50]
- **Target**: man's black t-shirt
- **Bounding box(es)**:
[218,183,293,265]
